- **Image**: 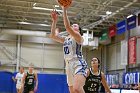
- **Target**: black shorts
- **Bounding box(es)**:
[24,86,34,93]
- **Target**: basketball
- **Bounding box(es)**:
[57,0,72,7]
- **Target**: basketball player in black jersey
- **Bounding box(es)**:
[84,57,111,93]
[22,66,38,93]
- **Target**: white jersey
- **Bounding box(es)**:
[63,37,83,60]
[15,72,24,85]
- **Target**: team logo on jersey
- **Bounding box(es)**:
[64,40,72,46]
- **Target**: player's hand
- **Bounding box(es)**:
[12,76,16,82]
[12,76,14,80]
[51,9,58,22]
[34,86,38,92]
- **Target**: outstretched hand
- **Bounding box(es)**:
[51,9,58,22]
[12,76,16,82]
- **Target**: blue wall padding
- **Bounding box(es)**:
[0,71,69,93]
[12,72,17,93]
[0,71,14,93]
[37,74,69,93]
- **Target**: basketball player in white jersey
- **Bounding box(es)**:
[50,7,87,93]
[12,67,24,93]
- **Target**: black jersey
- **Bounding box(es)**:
[24,72,35,87]
[84,68,102,93]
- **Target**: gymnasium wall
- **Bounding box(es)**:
[0,41,16,60]
[106,18,140,84]
[107,43,125,71]
[0,66,15,72]
[106,43,126,84]
[0,35,17,72]
[0,33,102,73]
[85,48,101,68]
[130,25,140,36]
[0,35,65,73]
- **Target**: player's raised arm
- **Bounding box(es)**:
[49,10,65,44]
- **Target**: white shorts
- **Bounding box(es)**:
[16,84,22,90]
[65,58,88,86]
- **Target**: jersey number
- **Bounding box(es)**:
[28,79,33,83]
[19,78,21,82]
[64,46,69,54]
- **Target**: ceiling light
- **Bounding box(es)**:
[54,5,59,8]
[33,3,36,6]
[38,24,51,26]
[18,22,31,25]
[127,14,133,18]
[44,20,48,23]
[106,11,112,15]
[116,10,119,13]
[33,7,63,12]
[120,8,124,11]
[82,28,89,31]
[18,22,51,26]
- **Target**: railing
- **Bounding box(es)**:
[0,43,36,67]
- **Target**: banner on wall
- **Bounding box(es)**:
[99,29,108,41]
[128,36,136,64]
[123,72,140,84]
[109,24,116,38]
[105,74,119,86]
[117,20,126,34]
[121,40,128,65]
[127,15,136,30]
[138,13,140,26]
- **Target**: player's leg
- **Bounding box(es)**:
[23,86,28,93]
[65,61,74,93]
[29,91,34,93]
[29,86,34,93]
[73,59,87,93]
[69,86,74,93]
[18,86,23,93]
[16,84,20,93]
[16,89,19,93]
[73,74,86,93]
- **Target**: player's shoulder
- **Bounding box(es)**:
[101,71,104,75]
[33,72,37,75]
[16,72,20,75]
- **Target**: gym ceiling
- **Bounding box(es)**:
[0,0,140,33]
